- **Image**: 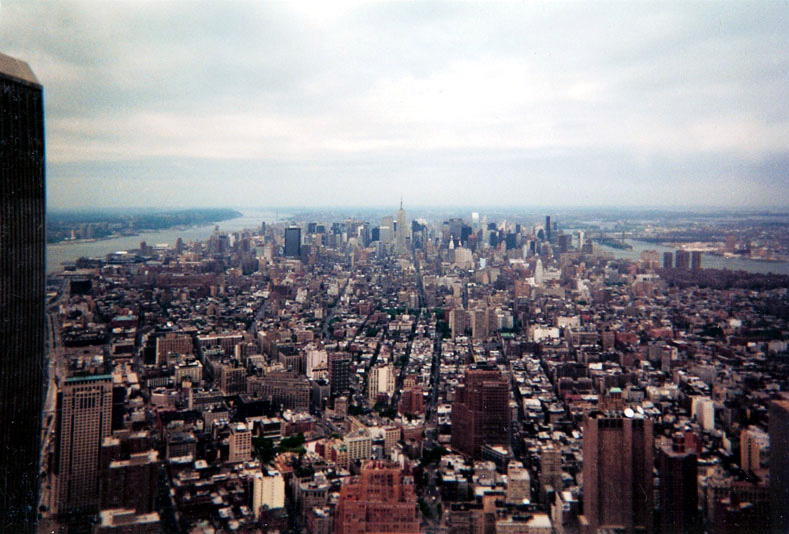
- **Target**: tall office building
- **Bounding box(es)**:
[334,460,419,534]
[285,227,301,258]
[659,433,699,534]
[396,200,407,251]
[770,399,789,534]
[545,215,551,242]
[580,407,654,534]
[53,372,114,518]
[451,366,510,458]
[558,233,570,253]
[380,216,394,244]
[0,52,46,533]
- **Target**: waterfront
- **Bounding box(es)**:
[600,239,789,275]
[46,209,282,274]
[48,216,789,277]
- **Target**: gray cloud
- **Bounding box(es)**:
[1,0,787,209]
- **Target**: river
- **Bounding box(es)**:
[599,239,789,275]
[46,209,285,274]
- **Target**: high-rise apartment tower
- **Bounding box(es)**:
[675,249,691,270]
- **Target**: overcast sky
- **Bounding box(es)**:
[2,1,788,210]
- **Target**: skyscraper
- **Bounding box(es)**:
[580,407,654,534]
[770,399,789,534]
[0,52,45,533]
[380,215,394,244]
[545,215,551,242]
[396,200,407,251]
[659,433,699,534]
[53,372,114,518]
[284,226,301,257]
[451,366,510,458]
[334,460,419,534]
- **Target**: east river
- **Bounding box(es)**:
[598,239,789,275]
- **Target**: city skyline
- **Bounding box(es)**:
[2,4,789,528]
[1,1,788,210]
[22,162,789,532]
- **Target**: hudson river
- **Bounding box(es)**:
[46,210,282,275]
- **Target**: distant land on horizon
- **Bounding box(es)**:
[47,205,789,218]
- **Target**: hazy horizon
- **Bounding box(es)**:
[46,204,789,216]
[2,1,788,210]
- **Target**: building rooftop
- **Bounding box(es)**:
[0,52,40,86]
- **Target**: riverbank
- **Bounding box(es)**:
[46,209,283,275]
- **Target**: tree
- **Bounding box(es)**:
[252,436,276,465]
[279,433,306,454]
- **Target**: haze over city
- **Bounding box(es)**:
[1,0,788,210]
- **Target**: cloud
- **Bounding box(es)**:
[1,0,787,208]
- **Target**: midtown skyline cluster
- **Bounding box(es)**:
[1,1,788,209]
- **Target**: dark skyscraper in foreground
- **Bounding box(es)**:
[659,433,699,534]
[0,52,46,532]
[770,399,789,534]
